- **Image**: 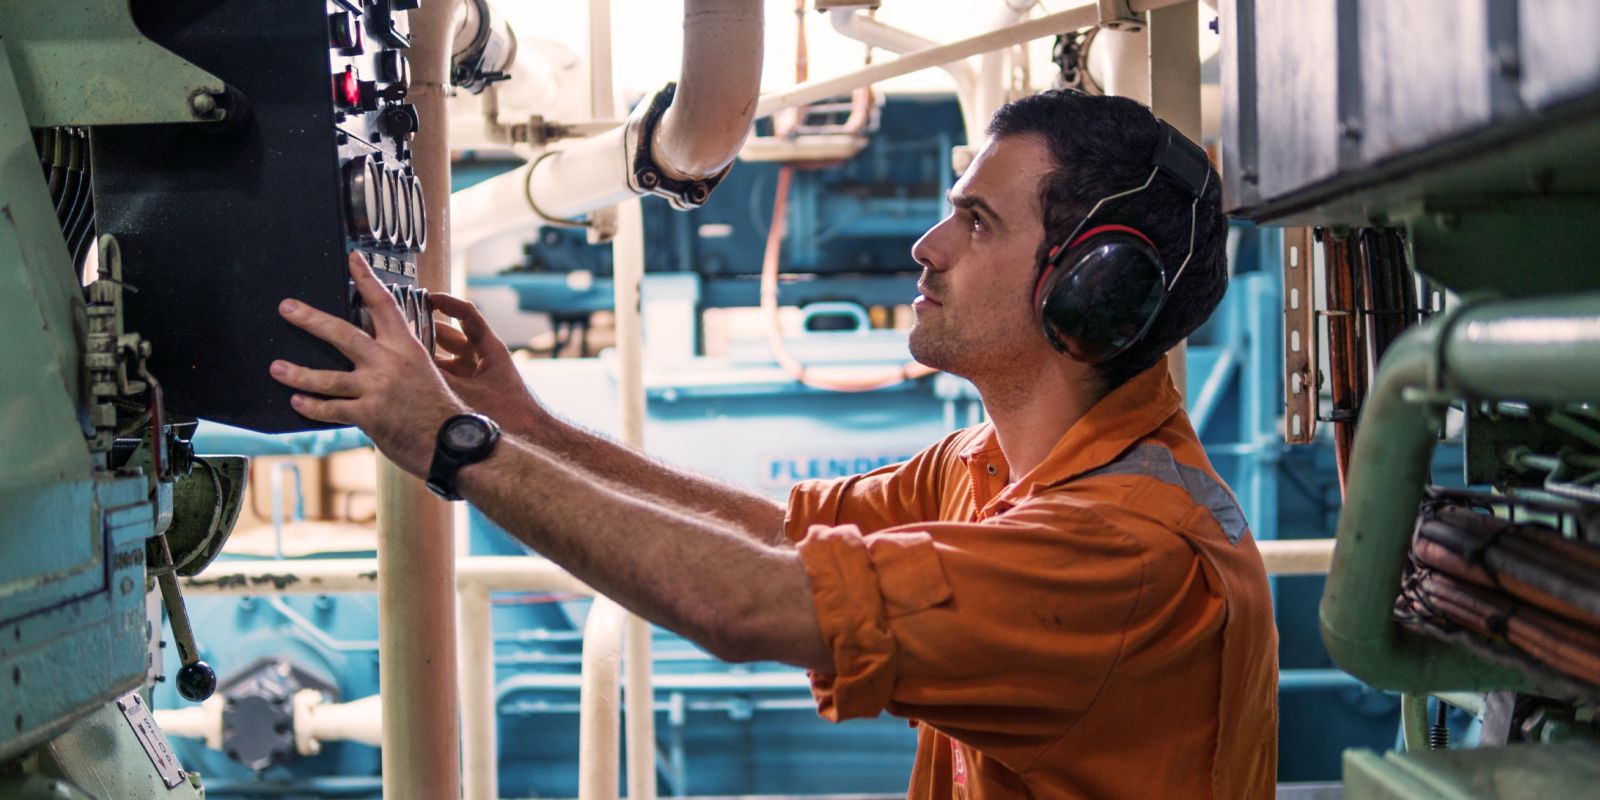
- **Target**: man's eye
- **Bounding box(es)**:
[968,213,987,232]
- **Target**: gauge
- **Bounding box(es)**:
[343,156,380,241]
[410,176,428,251]
[380,169,402,246]
[390,173,409,248]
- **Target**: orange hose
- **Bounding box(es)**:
[760,165,936,393]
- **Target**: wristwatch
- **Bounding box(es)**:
[426,413,501,501]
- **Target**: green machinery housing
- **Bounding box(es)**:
[1222,0,1600,795]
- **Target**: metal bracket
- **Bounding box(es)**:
[0,0,226,126]
[625,82,733,211]
[1096,0,1143,31]
[1282,227,1318,443]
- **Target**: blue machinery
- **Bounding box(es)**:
[155,98,1447,797]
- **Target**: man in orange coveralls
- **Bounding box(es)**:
[270,90,1278,798]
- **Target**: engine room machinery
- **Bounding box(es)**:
[1,0,434,795]
[8,0,1600,798]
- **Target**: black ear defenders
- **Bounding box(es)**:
[1034,120,1212,364]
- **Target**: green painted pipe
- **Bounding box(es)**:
[1319,293,1600,694]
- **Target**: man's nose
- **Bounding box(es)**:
[911,223,950,273]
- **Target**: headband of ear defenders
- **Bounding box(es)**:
[1151,120,1210,200]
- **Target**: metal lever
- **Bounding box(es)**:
[151,534,216,701]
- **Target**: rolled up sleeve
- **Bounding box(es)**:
[787,502,1150,765]
[795,525,953,721]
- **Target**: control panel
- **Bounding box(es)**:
[91,0,434,432]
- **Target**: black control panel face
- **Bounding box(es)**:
[92,0,433,432]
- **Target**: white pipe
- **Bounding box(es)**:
[612,191,655,798]
[180,556,592,596]
[377,0,459,796]
[652,0,763,181]
[525,0,762,222]
[152,698,224,750]
[294,691,383,754]
[827,9,976,100]
[1257,538,1336,576]
[827,9,985,159]
[588,0,614,120]
[459,584,497,800]
[625,615,655,800]
[612,199,646,448]
[578,597,628,800]
[755,3,1099,120]
[972,1,1029,143]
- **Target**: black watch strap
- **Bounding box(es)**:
[426,413,501,501]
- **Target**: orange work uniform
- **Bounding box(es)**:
[784,358,1278,799]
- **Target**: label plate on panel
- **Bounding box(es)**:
[116,692,186,789]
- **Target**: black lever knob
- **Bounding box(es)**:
[177,661,218,702]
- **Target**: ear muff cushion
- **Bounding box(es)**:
[1038,231,1168,362]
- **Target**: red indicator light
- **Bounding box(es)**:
[334,67,361,107]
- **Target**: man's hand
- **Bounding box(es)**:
[430,293,547,435]
[270,253,466,476]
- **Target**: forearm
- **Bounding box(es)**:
[515,405,789,545]
[456,436,829,669]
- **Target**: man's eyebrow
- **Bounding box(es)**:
[948,192,1005,230]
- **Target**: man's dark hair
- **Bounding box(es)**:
[987,90,1228,391]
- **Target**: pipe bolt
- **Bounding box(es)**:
[685,182,710,205]
[635,169,660,190]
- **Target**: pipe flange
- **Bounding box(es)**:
[624,82,733,211]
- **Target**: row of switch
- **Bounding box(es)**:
[349,280,435,353]
[344,154,426,251]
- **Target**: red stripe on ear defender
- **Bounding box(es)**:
[1034,224,1160,305]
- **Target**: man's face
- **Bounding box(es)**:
[908,134,1054,379]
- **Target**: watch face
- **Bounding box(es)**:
[444,418,487,451]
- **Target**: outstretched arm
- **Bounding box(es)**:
[429,293,788,544]
[269,254,828,668]
[453,434,828,669]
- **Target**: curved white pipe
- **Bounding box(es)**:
[652,0,764,181]
[524,0,763,222]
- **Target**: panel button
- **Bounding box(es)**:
[376,50,410,85]
[333,67,361,108]
[329,12,362,51]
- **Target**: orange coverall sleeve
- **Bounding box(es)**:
[785,500,1150,769]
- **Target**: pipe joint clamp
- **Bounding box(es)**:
[625,82,733,211]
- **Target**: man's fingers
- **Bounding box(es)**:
[434,352,476,378]
[270,360,361,398]
[435,324,475,357]
[431,293,494,346]
[289,393,357,425]
[347,252,410,342]
[279,298,378,364]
